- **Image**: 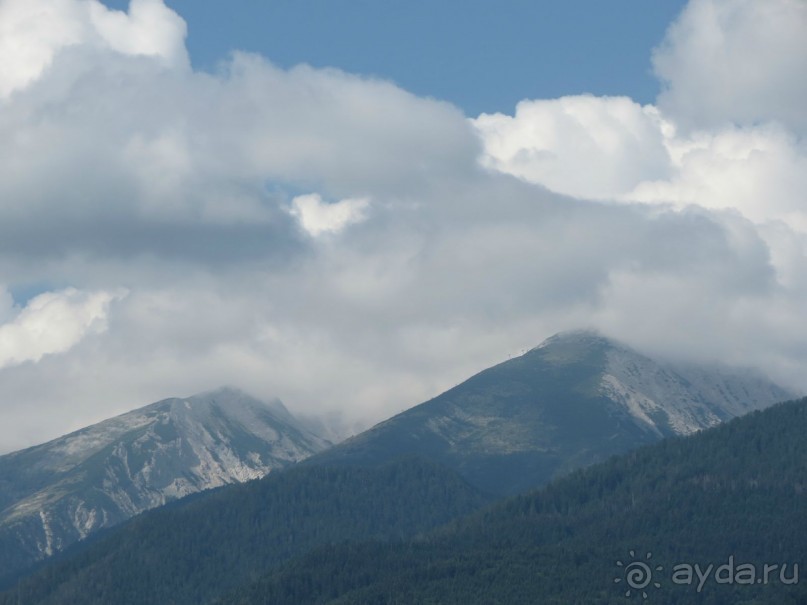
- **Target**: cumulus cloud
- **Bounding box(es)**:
[652,0,807,134]
[473,102,807,230]
[1,0,807,453]
[472,0,807,231]
[0,0,187,99]
[0,287,123,370]
[473,95,673,199]
[629,122,807,230]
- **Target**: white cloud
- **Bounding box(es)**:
[473,97,807,232]
[0,46,476,261]
[652,0,807,134]
[0,0,187,99]
[0,288,124,370]
[1,0,807,454]
[628,122,807,230]
[473,95,673,199]
[87,0,188,66]
[473,0,807,230]
[290,194,370,236]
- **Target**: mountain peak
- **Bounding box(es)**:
[532,329,622,352]
[316,331,794,495]
[538,328,604,342]
[525,329,622,366]
[193,385,253,402]
[0,389,329,577]
[177,386,296,426]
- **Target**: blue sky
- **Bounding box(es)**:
[102,0,688,115]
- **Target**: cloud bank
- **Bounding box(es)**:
[0,0,805,452]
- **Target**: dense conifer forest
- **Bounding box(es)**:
[0,459,491,605]
[216,398,807,604]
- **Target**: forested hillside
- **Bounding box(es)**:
[0,459,491,605]
[217,397,807,604]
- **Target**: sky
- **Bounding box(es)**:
[100,0,689,116]
[0,0,806,453]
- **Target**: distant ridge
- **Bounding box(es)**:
[0,387,328,580]
[312,330,796,494]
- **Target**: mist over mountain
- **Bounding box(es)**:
[313,331,795,494]
[0,387,328,580]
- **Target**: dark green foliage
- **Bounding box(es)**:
[0,458,491,605]
[215,398,807,604]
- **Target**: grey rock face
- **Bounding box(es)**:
[0,387,328,578]
[314,331,796,495]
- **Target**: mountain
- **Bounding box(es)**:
[312,330,796,494]
[0,332,798,604]
[0,387,329,581]
[216,396,807,605]
[0,458,492,605]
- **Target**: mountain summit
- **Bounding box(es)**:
[535,330,792,435]
[0,387,328,579]
[314,331,795,495]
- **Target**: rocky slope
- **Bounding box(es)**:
[313,331,796,494]
[0,387,328,579]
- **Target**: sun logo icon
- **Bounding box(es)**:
[615,550,663,599]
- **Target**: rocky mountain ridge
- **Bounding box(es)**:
[313,331,796,494]
[0,387,328,578]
